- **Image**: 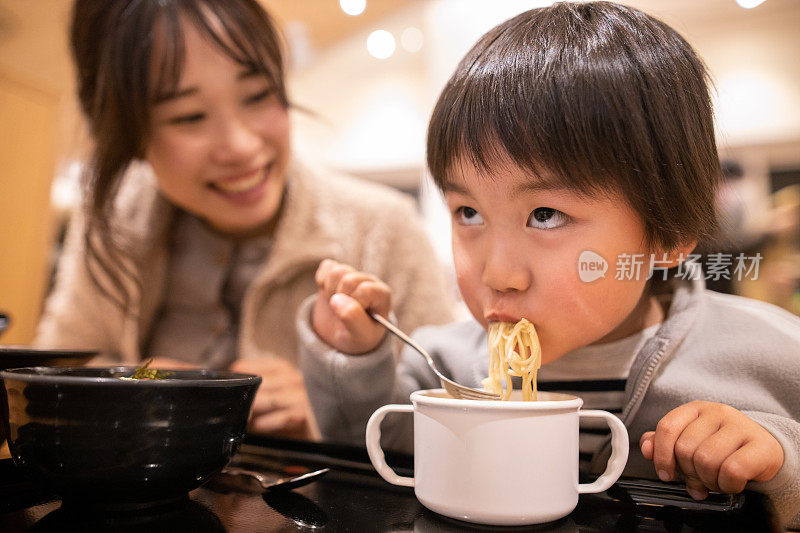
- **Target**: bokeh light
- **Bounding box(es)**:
[401,27,424,53]
[340,0,366,16]
[367,30,396,59]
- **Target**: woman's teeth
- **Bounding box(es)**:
[214,171,265,193]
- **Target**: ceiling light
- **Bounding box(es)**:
[735,0,766,8]
[340,0,366,16]
[367,30,395,59]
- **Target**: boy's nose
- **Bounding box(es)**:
[213,117,262,164]
[481,246,532,293]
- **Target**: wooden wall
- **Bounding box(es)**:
[0,75,59,344]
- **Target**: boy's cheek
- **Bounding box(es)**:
[538,278,643,354]
[453,271,487,327]
[452,251,483,296]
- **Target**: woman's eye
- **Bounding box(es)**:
[168,112,205,125]
[454,206,483,226]
[244,89,272,105]
[527,207,569,229]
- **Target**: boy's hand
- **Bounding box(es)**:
[640,401,784,500]
[311,259,391,355]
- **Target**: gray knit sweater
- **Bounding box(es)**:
[297,277,800,528]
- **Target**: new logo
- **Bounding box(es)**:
[578,250,608,283]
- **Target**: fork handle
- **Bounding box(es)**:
[368,312,442,378]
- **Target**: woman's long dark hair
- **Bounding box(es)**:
[70,0,288,312]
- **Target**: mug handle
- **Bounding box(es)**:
[366,404,414,487]
[577,410,629,494]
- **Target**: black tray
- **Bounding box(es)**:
[0,435,784,532]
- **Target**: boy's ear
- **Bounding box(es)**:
[656,240,698,269]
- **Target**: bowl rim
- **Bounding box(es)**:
[0,366,262,387]
[0,346,99,357]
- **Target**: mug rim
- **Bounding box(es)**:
[410,388,583,410]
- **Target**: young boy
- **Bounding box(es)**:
[295,2,800,527]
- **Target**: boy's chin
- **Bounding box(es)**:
[539,343,570,364]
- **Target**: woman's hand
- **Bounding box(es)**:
[640,401,784,500]
[311,259,391,355]
[229,357,315,439]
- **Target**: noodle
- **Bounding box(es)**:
[481,319,542,401]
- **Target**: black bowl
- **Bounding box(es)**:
[1,366,260,507]
[0,347,98,445]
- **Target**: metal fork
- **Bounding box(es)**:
[369,312,501,401]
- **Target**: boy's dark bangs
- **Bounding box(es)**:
[431,74,611,199]
[150,0,287,107]
[429,13,638,200]
[427,2,720,250]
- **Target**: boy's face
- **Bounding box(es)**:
[444,160,675,363]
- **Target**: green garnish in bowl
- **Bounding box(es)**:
[121,358,175,380]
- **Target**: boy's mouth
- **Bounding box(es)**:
[485,311,525,324]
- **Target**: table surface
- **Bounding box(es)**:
[0,435,785,532]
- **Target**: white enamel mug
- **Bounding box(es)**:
[366,389,628,526]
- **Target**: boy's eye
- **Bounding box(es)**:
[168,112,205,125]
[454,206,483,226]
[527,207,569,229]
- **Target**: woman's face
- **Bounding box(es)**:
[145,19,290,235]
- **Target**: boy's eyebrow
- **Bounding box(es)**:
[441,177,569,195]
[440,179,468,194]
[512,179,570,194]
[152,70,264,104]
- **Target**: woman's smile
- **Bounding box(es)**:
[209,163,273,205]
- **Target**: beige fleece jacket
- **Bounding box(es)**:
[35,159,454,366]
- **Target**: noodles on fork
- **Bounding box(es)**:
[482,319,542,401]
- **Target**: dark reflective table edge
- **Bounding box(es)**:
[0,434,786,532]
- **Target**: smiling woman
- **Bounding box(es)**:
[145,15,291,235]
[33,0,453,440]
